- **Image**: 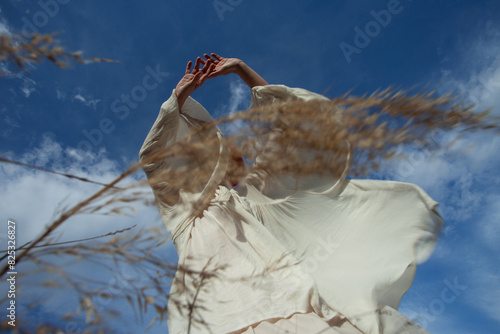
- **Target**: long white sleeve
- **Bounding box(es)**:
[139,90,228,245]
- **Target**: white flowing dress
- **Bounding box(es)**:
[139,85,443,334]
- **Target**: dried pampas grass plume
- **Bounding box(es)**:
[0,32,117,76]
[142,86,499,207]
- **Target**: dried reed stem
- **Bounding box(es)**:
[0,32,117,75]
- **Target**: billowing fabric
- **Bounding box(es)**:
[139,85,443,334]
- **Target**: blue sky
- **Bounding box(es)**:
[0,0,499,333]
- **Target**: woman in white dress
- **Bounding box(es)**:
[139,53,443,334]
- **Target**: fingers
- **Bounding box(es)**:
[187,54,221,75]
[201,59,212,72]
[198,63,214,85]
[204,53,223,63]
[193,57,203,73]
[211,53,223,60]
[185,60,192,75]
[194,56,214,73]
[204,53,217,62]
[197,57,213,71]
[182,54,218,88]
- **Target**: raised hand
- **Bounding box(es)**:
[203,53,242,79]
[175,57,214,109]
[204,52,268,88]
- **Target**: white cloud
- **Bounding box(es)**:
[0,18,36,78]
[217,80,251,136]
[3,114,21,129]
[0,10,12,37]
[21,86,35,97]
[74,94,85,102]
[396,22,500,330]
[17,76,38,98]
[227,80,249,114]
[0,135,174,333]
[438,23,500,115]
[389,127,500,326]
[379,21,500,223]
[379,130,500,226]
[478,195,500,252]
[73,93,101,109]
[0,20,11,37]
[56,89,66,100]
[0,135,163,247]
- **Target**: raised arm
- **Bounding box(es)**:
[139,57,225,224]
[175,57,214,109]
[139,57,214,175]
[203,53,268,88]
